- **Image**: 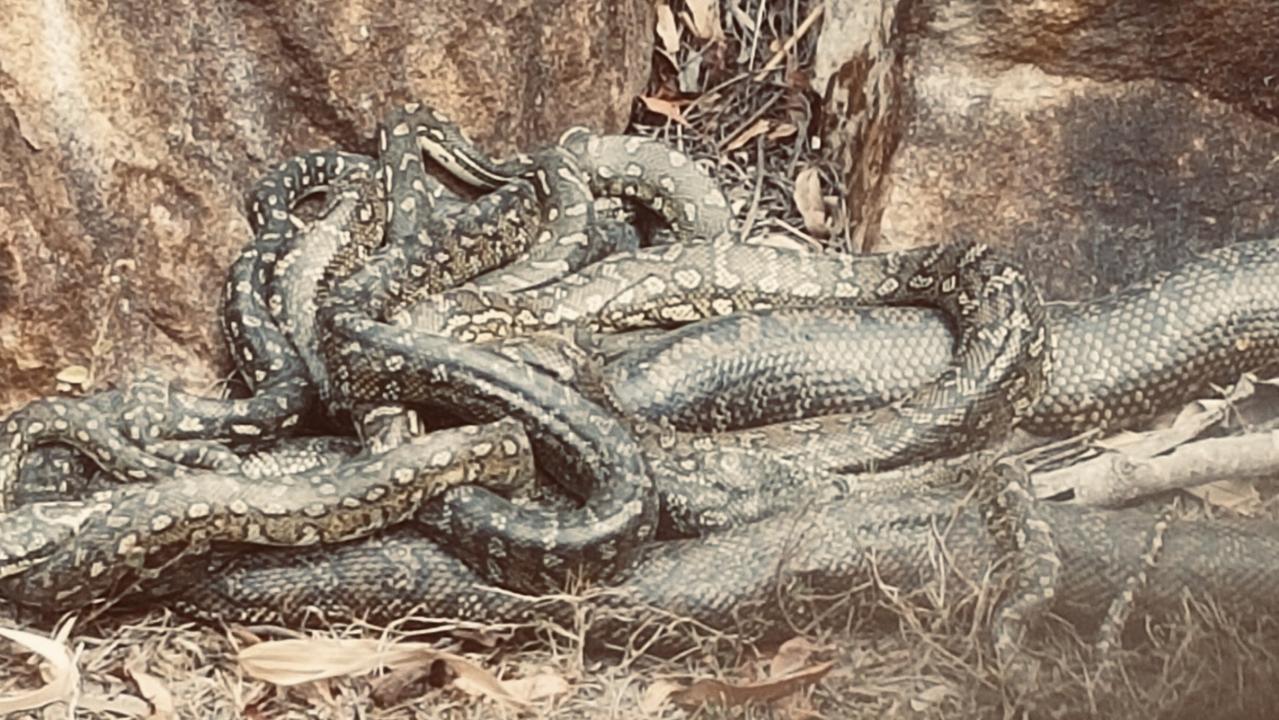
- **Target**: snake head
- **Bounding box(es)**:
[0,501,102,579]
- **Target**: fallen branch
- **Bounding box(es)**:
[1033,430,1279,507]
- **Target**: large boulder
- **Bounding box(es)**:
[820,0,1279,300]
[0,0,653,413]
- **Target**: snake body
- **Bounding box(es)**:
[597,238,1279,436]
[168,489,1279,655]
[312,112,751,588]
[388,236,1048,533]
[5,100,1279,667]
[315,185,659,590]
[0,420,532,609]
[0,152,377,511]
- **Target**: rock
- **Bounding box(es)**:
[960,0,1279,123]
[0,0,652,414]
[816,0,908,252]
[817,0,1279,300]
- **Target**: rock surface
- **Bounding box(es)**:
[0,0,652,414]
[6,0,1279,414]
[819,0,1279,300]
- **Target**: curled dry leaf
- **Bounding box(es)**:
[639,96,689,126]
[683,0,723,42]
[793,166,829,236]
[655,2,680,55]
[0,625,80,714]
[722,118,772,152]
[125,657,176,720]
[238,637,565,711]
[1095,372,1253,458]
[1186,479,1264,516]
[654,661,835,710]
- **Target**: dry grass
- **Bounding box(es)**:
[4,567,1279,717]
[4,0,1279,717]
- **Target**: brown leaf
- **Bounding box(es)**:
[125,658,176,720]
[0,624,80,714]
[655,2,680,55]
[793,166,829,236]
[722,118,772,152]
[769,637,827,679]
[1186,479,1264,516]
[639,96,689,126]
[667,661,835,708]
[683,0,723,41]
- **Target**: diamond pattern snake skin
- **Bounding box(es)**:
[3,102,1279,665]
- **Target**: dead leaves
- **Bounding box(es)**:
[237,636,568,712]
[0,623,80,714]
[656,0,723,55]
[0,627,569,716]
[0,620,174,718]
[793,166,831,237]
[1030,373,1279,511]
[1185,479,1264,516]
[639,95,689,126]
[0,627,834,714]
[641,637,834,713]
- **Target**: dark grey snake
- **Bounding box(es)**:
[5,101,1279,667]
[0,151,381,510]
[0,104,741,598]
[169,483,1279,657]
[594,238,1279,436]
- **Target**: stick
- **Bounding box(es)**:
[1034,431,1279,506]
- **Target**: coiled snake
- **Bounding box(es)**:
[4,102,1279,661]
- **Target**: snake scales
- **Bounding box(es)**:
[589,239,1279,437]
[3,102,1279,661]
[0,104,745,599]
[173,486,1279,657]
